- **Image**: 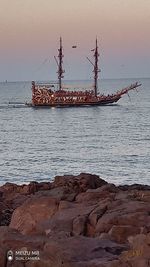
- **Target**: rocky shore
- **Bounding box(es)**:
[0,173,150,267]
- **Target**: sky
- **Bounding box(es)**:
[0,0,150,81]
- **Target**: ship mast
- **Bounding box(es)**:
[57,37,65,90]
[93,38,99,97]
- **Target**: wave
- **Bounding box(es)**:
[0,103,30,109]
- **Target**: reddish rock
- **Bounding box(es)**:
[76,190,114,203]
[35,186,77,202]
[0,173,149,267]
[0,226,46,267]
[88,203,108,228]
[0,181,51,196]
[43,236,127,267]
[10,197,59,234]
[53,173,107,192]
[0,227,128,267]
[95,200,150,236]
[107,260,130,267]
[128,189,150,202]
[99,232,111,240]
[108,225,141,243]
[10,194,29,210]
[118,184,150,191]
[95,183,119,193]
[0,182,19,194]
[128,233,150,257]
[120,234,150,266]
[86,223,95,237]
[73,215,87,236]
[36,201,97,236]
[0,201,13,226]
[0,246,6,267]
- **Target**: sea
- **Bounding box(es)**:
[0,78,149,186]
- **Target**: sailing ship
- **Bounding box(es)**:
[30,38,141,107]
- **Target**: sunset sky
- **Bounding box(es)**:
[0,0,150,81]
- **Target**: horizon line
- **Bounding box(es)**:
[0,77,149,83]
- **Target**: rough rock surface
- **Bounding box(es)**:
[0,173,149,267]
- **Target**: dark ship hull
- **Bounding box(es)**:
[30,81,141,107]
[30,99,120,107]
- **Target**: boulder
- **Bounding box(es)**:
[120,234,150,266]
[95,200,150,236]
[0,226,46,267]
[35,186,77,202]
[35,201,97,236]
[53,173,107,192]
[108,225,141,243]
[43,236,127,267]
[10,197,59,234]
[128,233,150,258]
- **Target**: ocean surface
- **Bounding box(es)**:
[0,78,149,185]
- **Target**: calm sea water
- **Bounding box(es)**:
[0,78,149,185]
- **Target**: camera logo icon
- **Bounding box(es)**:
[7,250,13,261]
